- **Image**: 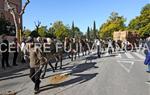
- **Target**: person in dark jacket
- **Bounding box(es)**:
[29,40,42,94]
[145,37,150,73]
[12,38,18,66]
[1,34,10,69]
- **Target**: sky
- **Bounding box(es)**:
[23,0,149,32]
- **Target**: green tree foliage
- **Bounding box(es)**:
[86,26,90,40]
[93,21,97,39]
[74,26,83,38]
[71,21,83,38]
[30,30,39,37]
[71,21,75,38]
[47,27,55,38]
[128,4,150,37]
[139,23,150,37]
[0,18,14,35]
[38,26,47,37]
[141,4,150,14]
[99,12,126,39]
[52,21,69,40]
[24,29,31,37]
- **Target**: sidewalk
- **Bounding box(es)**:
[0,52,98,95]
[1,53,29,75]
[0,63,28,77]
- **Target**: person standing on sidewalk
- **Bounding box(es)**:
[1,34,10,69]
[12,38,18,66]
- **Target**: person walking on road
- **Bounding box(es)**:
[145,36,150,73]
[41,38,55,79]
[96,38,101,58]
[28,39,42,94]
[108,39,113,54]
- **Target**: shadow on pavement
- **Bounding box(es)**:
[44,61,98,79]
[0,64,29,81]
[0,73,29,81]
[40,73,98,94]
[72,62,98,74]
[40,61,99,94]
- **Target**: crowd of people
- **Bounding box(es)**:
[1,34,18,69]
[1,34,150,94]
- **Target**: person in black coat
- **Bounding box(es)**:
[12,38,18,66]
[1,34,10,69]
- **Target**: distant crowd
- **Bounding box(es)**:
[1,34,150,94]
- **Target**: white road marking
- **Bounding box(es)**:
[145,82,150,85]
[117,60,134,73]
[119,59,143,62]
[116,53,122,58]
[133,52,145,60]
[125,52,134,59]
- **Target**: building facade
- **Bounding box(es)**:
[0,0,22,28]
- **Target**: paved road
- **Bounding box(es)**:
[0,51,150,95]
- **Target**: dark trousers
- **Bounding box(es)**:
[97,46,101,58]
[2,52,10,68]
[13,52,18,65]
[41,61,55,78]
[29,68,41,91]
[55,54,63,69]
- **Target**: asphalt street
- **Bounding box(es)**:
[0,51,150,95]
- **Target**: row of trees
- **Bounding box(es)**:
[24,21,83,40]
[1,3,149,40]
[98,3,150,39]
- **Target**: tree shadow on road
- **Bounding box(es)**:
[39,73,98,94]
[0,63,30,81]
[0,73,29,81]
[72,62,98,74]
[44,61,98,79]
[39,60,99,94]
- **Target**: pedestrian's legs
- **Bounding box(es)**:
[13,52,18,66]
[5,53,10,67]
[68,52,71,58]
[148,64,150,71]
[55,56,59,70]
[34,68,41,92]
[48,61,55,72]
[97,45,100,58]
[30,68,41,92]
[29,68,36,83]
[71,52,73,61]
[41,64,47,79]
[2,53,5,69]
[21,52,26,63]
[74,52,77,60]
[59,54,63,69]
[78,51,80,58]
